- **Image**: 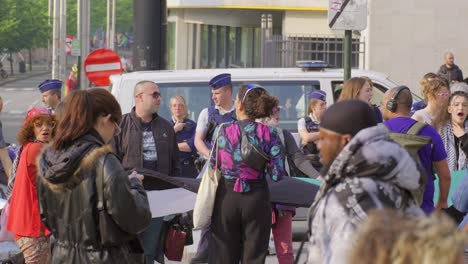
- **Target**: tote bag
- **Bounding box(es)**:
[192,124,223,229]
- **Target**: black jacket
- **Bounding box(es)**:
[438,64,463,83]
[37,132,151,264]
[113,108,180,189]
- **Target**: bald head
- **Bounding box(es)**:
[445,52,455,66]
[382,86,413,119]
[133,80,157,97]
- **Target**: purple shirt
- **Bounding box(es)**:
[210,121,285,193]
[384,116,447,214]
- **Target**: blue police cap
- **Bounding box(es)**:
[38,79,62,93]
[308,90,327,101]
[209,73,231,89]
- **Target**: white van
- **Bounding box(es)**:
[110,67,415,132]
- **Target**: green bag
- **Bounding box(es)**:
[388,121,432,205]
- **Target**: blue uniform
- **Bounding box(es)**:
[172,118,198,178]
[203,106,237,148]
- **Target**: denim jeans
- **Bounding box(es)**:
[139,217,164,263]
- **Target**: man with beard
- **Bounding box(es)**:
[437,51,463,84]
[307,100,423,264]
[114,80,180,264]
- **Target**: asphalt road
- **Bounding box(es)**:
[0,74,46,144]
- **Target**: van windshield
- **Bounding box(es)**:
[158,80,320,132]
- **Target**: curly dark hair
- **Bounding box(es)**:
[238,84,279,120]
[17,114,57,146]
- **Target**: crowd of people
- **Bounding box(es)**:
[0,51,467,264]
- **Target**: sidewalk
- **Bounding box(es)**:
[0,64,50,87]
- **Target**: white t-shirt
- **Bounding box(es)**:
[195,104,236,135]
[412,109,434,125]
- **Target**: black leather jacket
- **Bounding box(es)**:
[37,131,151,264]
[113,108,180,189]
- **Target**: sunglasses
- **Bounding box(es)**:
[242,84,265,102]
[138,91,161,99]
[436,92,450,97]
[34,120,56,129]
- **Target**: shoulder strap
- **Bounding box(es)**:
[96,157,105,211]
[407,121,427,136]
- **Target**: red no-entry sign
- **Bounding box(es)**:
[84,49,122,86]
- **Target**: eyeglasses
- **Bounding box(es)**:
[34,120,56,129]
[242,84,265,102]
[436,92,450,97]
[113,122,122,136]
[137,91,161,99]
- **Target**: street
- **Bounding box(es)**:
[0,74,310,264]
[0,73,46,144]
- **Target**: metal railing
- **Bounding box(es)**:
[261,33,365,68]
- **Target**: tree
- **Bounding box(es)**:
[0,0,19,51]
[67,0,133,37]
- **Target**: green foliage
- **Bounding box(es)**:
[67,0,133,37]
[0,0,133,51]
[0,0,49,51]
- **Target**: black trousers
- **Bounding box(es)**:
[180,159,198,178]
[209,178,271,264]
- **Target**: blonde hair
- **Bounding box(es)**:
[420,77,450,102]
[349,209,466,264]
[169,95,188,119]
[337,77,368,102]
[307,98,323,115]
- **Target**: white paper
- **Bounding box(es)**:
[147,188,196,218]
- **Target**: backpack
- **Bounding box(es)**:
[388,121,432,205]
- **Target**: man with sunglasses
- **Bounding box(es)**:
[192,73,236,263]
[113,80,180,264]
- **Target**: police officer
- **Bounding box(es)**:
[169,95,198,178]
[191,73,237,263]
[297,90,327,169]
[194,73,237,161]
[38,79,62,113]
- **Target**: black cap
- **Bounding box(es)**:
[320,99,378,136]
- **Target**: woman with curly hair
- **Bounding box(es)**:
[208,84,286,264]
[412,77,450,125]
[6,108,56,263]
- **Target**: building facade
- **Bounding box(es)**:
[167,0,468,92]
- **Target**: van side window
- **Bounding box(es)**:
[331,80,386,106]
[156,81,320,132]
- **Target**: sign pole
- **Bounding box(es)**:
[344,30,352,81]
[328,0,367,81]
